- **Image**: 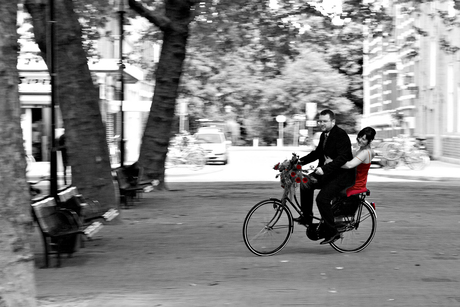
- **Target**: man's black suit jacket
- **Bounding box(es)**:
[300,124,355,183]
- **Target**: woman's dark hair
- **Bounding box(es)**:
[357,127,376,144]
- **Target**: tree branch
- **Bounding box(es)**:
[128,0,171,30]
[23,0,47,55]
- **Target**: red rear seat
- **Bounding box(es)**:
[346,188,368,197]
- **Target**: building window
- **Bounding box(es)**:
[458,86,460,133]
[447,1,455,17]
[429,0,436,14]
[430,41,436,88]
[447,66,454,133]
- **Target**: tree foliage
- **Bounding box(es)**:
[73,0,113,58]
[170,0,362,141]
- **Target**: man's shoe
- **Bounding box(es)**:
[293,216,310,226]
[320,231,341,245]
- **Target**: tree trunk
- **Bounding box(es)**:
[25,1,117,208]
[137,0,195,189]
[0,2,37,306]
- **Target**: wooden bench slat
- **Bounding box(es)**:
[83,221,104,237]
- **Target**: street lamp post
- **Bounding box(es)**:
[276,115,286,147]
[305,102,317,146]
[48,0,58,197]
[118,0,125,167]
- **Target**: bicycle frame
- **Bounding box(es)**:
[278,166,374,232]
[280,189,322,225]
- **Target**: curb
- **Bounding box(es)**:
[370,171,460,182]
[165,165,223,177]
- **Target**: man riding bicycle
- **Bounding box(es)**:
[295,109,356,245]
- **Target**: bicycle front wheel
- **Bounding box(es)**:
[406,149,430,170]
[242,199,293,256]
[330,201,377,253]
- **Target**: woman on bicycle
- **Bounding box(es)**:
[341,127,376,196]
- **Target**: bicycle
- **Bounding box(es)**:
[165,137,207,171]
[380,136,430,170]
[242,153,377,256]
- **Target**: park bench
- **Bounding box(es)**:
[55,186,119,249]
[56,186,119,224]
[114,163,151,207]
[31,197,101,268]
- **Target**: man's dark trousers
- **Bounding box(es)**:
[300,170,355,234]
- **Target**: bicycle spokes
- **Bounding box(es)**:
[243,199,293,256]
[330,201,377,253]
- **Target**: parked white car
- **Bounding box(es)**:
[194,128,231,165]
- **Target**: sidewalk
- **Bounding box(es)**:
[369,159,460,182]
[230,146,460,182]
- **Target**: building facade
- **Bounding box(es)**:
[362,0,460,164]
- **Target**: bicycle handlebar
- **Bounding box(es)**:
[273,153,317,188]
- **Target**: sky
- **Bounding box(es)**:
[269,0,344,27]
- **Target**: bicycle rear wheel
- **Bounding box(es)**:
[382,142,403,161]
[242,199,293,256]
[186,151,206,170]
[330,201,377,253]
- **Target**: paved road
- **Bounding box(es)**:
[35,179,460,307]
[33,146,460,306]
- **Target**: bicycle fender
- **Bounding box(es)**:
[364,200,377,218]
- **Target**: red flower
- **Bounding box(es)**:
[295,177,301,183]
[302,177,308,183]
[296,164,301,170]
[291,171,296,177]
[274,162,280,170]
